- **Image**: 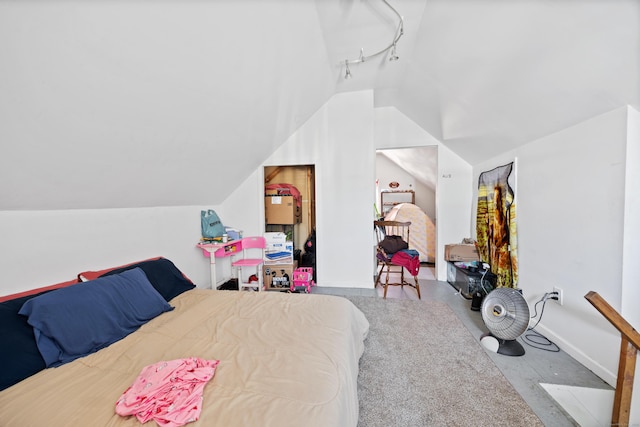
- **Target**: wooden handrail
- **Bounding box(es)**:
[585,291,640,426]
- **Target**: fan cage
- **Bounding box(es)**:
[481,288,530,340]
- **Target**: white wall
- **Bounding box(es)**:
[622,106,640,328]
[622,106,640,416]
[473,106,639,420]
[0,206,216,296]
[376,152,421,210]
[221,91,376,288]
[0,1,335,211]
[414,180,436,221]
[0,169,277,297]
[374,107,472,281]
[269,90,376,287]
[435,145,475,280]
[219,99,474,288]
[0,91,379,295]
[0,93,470,296]
[375,149,437,220]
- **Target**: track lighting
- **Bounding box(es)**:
[389,43,399,61]
[343,0,404,79]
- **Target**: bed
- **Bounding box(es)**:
[0,257,369,427]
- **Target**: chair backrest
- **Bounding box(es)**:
[237,236,266,261]
[374,220,412,246]
[241,236,266,250]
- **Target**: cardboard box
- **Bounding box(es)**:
[224,227,242,241]
[265,195,301,224]
[265,232,287,246]
[264,243,294,263]
[264,232,293,263]
[263,261,298,290]
[444,243,480,262]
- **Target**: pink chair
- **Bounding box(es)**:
[232,236,266,291]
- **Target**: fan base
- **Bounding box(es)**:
[480,333,525,356]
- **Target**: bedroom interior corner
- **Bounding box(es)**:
[2,1,638,424]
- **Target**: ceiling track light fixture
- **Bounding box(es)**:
[389,43,399,61]
[343,0,404,79]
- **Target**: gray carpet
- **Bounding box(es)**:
[346,295,544,427]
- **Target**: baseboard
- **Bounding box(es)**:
[535,324,616,387]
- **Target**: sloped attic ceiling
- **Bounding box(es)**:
[379,147,438,191]
[1,0,638,210]
[377,0,640,165]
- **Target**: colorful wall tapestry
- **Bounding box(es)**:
[476,162,518,288]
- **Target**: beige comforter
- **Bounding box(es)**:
[0,290,369,427]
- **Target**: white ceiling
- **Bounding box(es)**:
[1,0,638,210]
[379,146,438,191]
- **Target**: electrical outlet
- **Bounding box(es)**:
[553,286,563,306]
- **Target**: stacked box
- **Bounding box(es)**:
[263,261,298,290]
[265,231,287,246]
[224,227,242,241]
[444,243,480,262]
[264,232,293,264]
[265,195,301,224]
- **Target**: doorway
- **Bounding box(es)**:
[375,147,438,277]
[263,165,316,279]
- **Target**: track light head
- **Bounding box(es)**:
[341,0,403,78]
[389,43,399,61]
[345,60,352,79]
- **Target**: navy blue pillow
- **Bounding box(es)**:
[100,258,195,302]
[19,268,173,367]
[0,292,49,391]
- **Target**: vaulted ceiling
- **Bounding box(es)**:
[1,0,638,210]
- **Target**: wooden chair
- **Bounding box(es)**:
[374,220,421,299]
[232,236,266,291]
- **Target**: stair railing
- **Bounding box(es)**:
[585,291,640,427]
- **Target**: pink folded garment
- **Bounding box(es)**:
[391,251,421,276]
[115,357,219,427]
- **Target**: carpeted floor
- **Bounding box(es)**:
[346,295,544,427]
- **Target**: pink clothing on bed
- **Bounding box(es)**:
[115,357,219,427]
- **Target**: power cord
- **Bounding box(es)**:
[454,288,471,300]
[523,292,560,352]
[522,329,559,352]
[478,269,492,296]
[529,292,554,329]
